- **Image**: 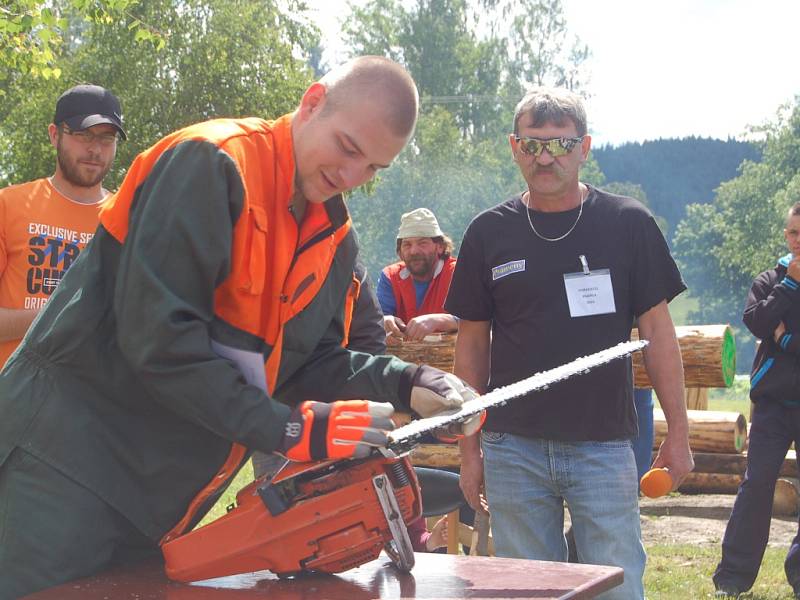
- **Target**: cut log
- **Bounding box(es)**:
[654,409,747,454]
[387,324,736,389]
[679,472,742,494]
[688,450,799,478]
[685,388,709,410]
[631,324,736,388]
[410,443,460,469]
[387,333,457,373]
[773,478,799,516]
[678,473,799,516]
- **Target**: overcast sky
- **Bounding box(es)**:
[305,0,800,146]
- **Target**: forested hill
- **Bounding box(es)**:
[592,137,761,234]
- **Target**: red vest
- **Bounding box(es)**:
[382,256,456,322]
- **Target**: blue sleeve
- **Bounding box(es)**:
[376,271,397,316]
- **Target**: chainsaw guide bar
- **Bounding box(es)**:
[386,339,648,454]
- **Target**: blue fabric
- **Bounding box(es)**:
[376,270,431,315]
[481,431,645,600]
[413,279,430,309]
[714,400,800,592]
[632,388,655,481]
[751,357,774,388]
[376,271,397,316]
[782,334,793,350]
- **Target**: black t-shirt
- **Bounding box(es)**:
[445,186,686,441]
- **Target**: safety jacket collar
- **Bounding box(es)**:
[398,257,445,281]
[271,113,296,208]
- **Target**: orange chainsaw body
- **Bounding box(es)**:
[162,455,422,582]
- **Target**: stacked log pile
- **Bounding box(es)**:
[390,325,737,388]
[654,408,799,516]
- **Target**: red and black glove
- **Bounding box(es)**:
[278,400,396,462]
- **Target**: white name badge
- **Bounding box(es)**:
[563,268,616,318]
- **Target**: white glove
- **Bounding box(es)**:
[410,365,484,437]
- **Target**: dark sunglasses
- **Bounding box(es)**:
[514,135,584,157]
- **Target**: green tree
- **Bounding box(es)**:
[0,0,162,85]
[673,97,800,369]
[0,0,317,189]
[343,0,587,141]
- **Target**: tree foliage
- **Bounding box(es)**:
[343,0,588,142]
[0,0,317,188]
[593,137,761,237]
[673,98,800,369]
[0,0,163,86]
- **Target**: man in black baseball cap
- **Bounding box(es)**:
[0,83,125,373]
[54,84,126,140]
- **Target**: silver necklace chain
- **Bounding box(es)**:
[524,189,586,242]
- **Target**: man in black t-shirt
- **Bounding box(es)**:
[445,87,693,600]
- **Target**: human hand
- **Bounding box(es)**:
[404,314,452,341]
[426,516,448,551]
[459,445,489,513]
[775,321,787,343]
[651,436,694,491]
[410,365,484,436]
[278,400,395,462]
[788,256,800,282]
[383,315,406,345]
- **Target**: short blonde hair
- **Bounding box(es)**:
[320,56,419,139]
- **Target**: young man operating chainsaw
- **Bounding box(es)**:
[0,56,481,599]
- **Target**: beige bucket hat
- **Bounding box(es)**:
[397,207,443,239]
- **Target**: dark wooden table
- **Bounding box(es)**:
[24,553,623,600]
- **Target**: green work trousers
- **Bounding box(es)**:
[0,448,158,599]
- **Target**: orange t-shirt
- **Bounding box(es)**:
[0,178,104,365]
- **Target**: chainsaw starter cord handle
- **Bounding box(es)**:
[278,400,396,462]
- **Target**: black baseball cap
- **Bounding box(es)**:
[53,84,126,140]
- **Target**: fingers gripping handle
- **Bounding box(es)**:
[278,400,396,462]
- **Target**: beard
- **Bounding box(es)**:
[56,138,112,188]
[405,253,438,279]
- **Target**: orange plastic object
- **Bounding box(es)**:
[640,467,673,498]
[162,456,421,582]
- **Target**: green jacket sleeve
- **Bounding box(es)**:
[275,309,414,408]
[113,140,290,453]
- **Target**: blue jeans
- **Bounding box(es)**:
[632,388,655,481]
[482,431,645,600]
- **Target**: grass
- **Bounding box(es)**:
[645,544,796,599]
[707,374,752,414]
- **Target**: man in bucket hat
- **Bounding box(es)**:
[0,84,125,368]
[377,207,459,343]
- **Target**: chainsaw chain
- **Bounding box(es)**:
[386,339,648,454]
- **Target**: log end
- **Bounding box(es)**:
[734,414,747,453]
[721,326,737,387]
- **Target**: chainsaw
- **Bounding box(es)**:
[162,340,647,583]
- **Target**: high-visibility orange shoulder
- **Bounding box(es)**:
[100,116,295,243]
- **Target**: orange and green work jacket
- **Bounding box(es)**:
[0,114,415,543]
